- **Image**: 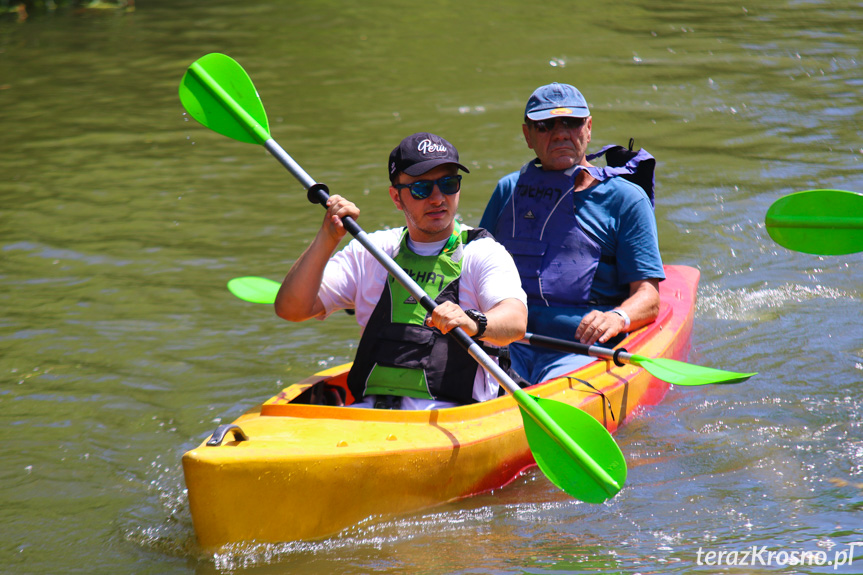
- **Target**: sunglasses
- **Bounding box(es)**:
[393,175,462,200]
[530,117,587,133]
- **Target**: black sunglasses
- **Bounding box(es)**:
[393,175,462,200]
[530,117,587,133]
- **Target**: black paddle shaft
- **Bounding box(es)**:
[523,332,630,367]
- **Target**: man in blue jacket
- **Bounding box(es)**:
[479,83,664,384]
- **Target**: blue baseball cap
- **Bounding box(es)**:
[524,83,590,121]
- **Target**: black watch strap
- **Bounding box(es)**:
[465,309,487,339]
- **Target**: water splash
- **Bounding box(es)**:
[120,456,197,560]
[207,506,499,571]
[697,282,854,321]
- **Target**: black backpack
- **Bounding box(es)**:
[586,138,656,207]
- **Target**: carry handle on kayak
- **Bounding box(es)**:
[207,424,249,446]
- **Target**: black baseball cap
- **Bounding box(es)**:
[388,132,470,183]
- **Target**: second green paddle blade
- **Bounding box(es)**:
[227,276,281,304]
[765,189,863,255]
[632,355,756,386]
[521,396,626,504]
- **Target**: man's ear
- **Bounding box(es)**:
[389,186,404,211]
[522,123,534,150]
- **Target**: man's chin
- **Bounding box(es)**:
[417,220,453,240]
[543,160,578,171]
[541,153,579,170]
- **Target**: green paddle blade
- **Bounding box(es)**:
[765,189,863,255]
[520,396,626,503]
[628,354,756,386]
[179,53,271,145]
[227,276,280,304]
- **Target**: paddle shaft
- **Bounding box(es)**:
[259,137,619,495]
[521,332,633,366]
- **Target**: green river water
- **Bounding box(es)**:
[1,1,861,573]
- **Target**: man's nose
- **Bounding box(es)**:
[550,122,570,137]
[427,185,446,202]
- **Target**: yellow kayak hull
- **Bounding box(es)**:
[183,265,700,549]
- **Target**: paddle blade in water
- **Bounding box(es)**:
[765,189,863,255]
[630,355,756,386]
[179,53,270,145]
[521,397,626,503]
[227,276,281,304]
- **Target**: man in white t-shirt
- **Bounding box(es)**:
[275,132,528,410]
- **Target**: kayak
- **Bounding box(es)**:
[183,264,700,550]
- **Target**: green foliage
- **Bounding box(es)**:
[1,0,134,21]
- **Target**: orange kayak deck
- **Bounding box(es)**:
[183,265,700,550]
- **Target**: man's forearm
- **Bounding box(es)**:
[616,278,660,332]
[274,229,340,322]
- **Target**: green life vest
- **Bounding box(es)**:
[347,223,493,404]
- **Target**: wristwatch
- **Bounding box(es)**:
[465,309,487,339]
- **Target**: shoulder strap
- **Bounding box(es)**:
[464,226,494,243]
[586,138,656,207]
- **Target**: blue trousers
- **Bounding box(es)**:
[508,342,596,385]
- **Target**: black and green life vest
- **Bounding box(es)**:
[347,223,493,405]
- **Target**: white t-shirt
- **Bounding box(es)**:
[318,226,527,403]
